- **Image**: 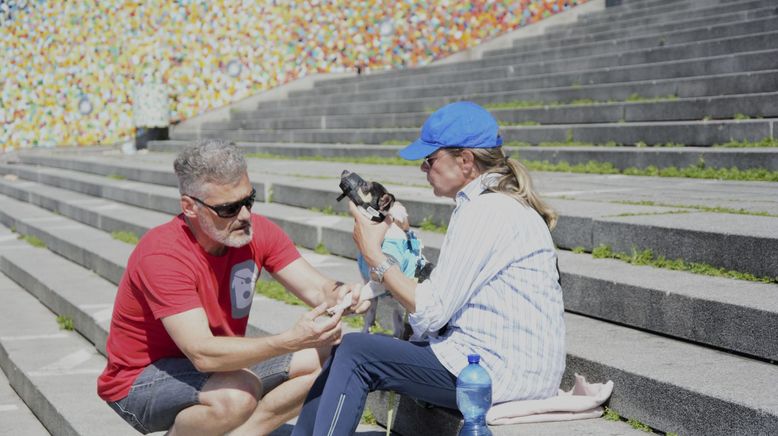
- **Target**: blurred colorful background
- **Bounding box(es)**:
[1,0,586,149]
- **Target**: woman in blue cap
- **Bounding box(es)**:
[292,101,566,435]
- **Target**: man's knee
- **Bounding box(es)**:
[199,370,261,423]
[209,388,258,422]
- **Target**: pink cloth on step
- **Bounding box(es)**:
[486,374,613,425]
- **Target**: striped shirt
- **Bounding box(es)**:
[409,173,566,403]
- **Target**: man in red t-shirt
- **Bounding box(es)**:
[97,140,367,435]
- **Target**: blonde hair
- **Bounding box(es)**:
[453,147,557,229]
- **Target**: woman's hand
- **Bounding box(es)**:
[335,282,372,315]
[348,201,391,266]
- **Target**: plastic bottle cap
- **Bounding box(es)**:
[467,354,480,364]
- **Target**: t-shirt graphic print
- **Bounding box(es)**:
[231,260,258,319]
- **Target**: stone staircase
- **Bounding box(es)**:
[0,148,775,435]
[166,0,778,171]
[2,0,777,435]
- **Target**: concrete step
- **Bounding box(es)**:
[512,4,774,54]
[511,144,778,171]
[229,92,778,130]
[240,69,778,122]
[593,0,690,12]
[190,117,778,148]
[496,0,777,58]
[371,310,778,436]
[486,92,778,125]
[0,186,134,285]
[302,22,778,98]
[249,49,778,111]
[19,150,778,217]
[312,13,778,94]
[3,156,777,359]
[0,360,49,435]
[0,260,143,436]
[559,250,778,361]
[16,149,778,218]
[2,161,775,434]
[492,14,778,67]
[147,138,778,172]
[571,0,769,29]
[6,155,778,279]
[0,173,171,239]
[365,392,649,436]
[314,0,773,89]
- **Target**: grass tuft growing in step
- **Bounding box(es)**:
[20,234,46,248]
[627,417,653,432]
[603,407,620,421]
[111,230,140,245]
[314,243,330,255]
[484,94,678,110]
[603,407,657,434]
[361,407,378,425]
[611,210,690,218]
[256,279,306,307]
[310,206,348,217]
[419,217,448,233]
[499,120,541,127]
[614,200,776,218]
[591,245,777,284]
[718,137,778,148]
[523,159,620,175]
[56,315,74,331]
[106,173,127,180]
[381,140,410,146]
[246,152,778,182]
[525,159,778,182]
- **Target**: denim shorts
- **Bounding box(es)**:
[108,353,293,434]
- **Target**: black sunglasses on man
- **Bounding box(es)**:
[186,188,256,218]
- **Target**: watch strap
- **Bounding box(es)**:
[370,255,398,283]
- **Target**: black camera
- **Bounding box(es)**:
[336,170,395,222]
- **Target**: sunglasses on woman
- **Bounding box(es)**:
[187,188,256,218]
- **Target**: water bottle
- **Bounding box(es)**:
[456,354,493,436]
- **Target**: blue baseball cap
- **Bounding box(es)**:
[399,101,503,160]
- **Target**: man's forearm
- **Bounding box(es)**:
[187,333,295,373]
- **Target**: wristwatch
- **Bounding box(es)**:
[369,255,398,283]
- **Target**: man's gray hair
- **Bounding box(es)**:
[173,139,248,196]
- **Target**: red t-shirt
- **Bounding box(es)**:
[97,214,300,402]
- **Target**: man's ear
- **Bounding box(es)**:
[181,195,197,218]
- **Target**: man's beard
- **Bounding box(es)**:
[198,214,253,248]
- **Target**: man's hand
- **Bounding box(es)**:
[283,303,344,351]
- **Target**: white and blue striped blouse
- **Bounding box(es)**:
[409,173,566,403]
